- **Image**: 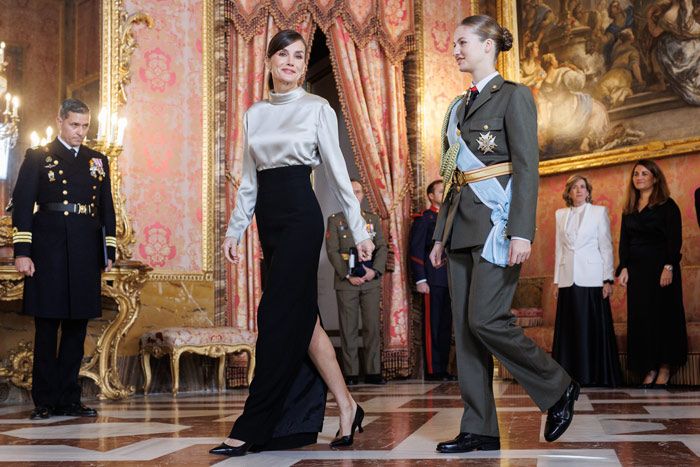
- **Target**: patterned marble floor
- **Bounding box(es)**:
[1,380,699,465]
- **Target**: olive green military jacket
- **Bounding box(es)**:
[433,75,539,249]
[326,210,388,291]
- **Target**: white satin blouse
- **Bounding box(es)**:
[225,87,369,244]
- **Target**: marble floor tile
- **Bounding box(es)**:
[0,380,699,465]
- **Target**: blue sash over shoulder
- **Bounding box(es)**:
[446,100,512,267]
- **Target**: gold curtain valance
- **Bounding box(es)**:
[225,0,415,63]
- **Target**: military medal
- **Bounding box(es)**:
[365,222,376,239]
[47,170,55,182]
[477,132,497,154]
[89,158,106,179]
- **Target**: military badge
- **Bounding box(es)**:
[47,170,55,182]
[89,158,106,179]
[44,157,59,169]
[476,132,497,154]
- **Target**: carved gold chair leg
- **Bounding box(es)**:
[217,354,226,392]
[170,349,181,397]
[141,350,152,395]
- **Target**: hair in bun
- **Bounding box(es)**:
[500,27,513,52]
[460,15,513,59]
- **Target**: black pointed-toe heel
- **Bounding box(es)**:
[209,441,252,457]
[330,405,365,448]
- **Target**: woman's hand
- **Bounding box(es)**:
[602,282,612,299]
[660,266,672,287]
[222,237,240,264]
[356,239,375,262]
[508,238,531,266]
[618,268,629,287]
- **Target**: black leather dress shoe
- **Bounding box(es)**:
[443,373,458,381]
[209,442,252,457]
[365,374,386,385]
[29,406,51,420]
[544,381,580,442]
[345,376,358,386]
[436,432,500,453]
[54,403,97,417]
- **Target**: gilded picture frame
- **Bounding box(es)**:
[480,0,700,175]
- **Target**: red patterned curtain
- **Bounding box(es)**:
[327,16,413,372]
[225,0,414,375]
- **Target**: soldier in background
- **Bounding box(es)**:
[326,179,387,385]
[12,98,116,420]
[409,180,455,381]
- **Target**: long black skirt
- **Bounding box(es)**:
[229,165,326,450]
[552,285,622,387]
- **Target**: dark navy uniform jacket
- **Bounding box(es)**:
[11,138,116,319]
[409,207,448,288]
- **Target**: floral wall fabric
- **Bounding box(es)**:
[420,0,474,188]
[122,0,204,272]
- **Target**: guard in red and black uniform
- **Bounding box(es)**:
[11,99,116,420]
[409,180,454,381]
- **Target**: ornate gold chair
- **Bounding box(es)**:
[140,327,256,396]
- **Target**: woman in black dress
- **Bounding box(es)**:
[211,30,374,457]
[617,159,687,388]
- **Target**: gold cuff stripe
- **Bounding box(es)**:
[12,238,32,244]
[453,162,513,186]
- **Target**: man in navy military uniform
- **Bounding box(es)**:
[12,98,116,420]
[410,180,454,381]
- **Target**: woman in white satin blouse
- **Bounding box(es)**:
[210,30,374,458]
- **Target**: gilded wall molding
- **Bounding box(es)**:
[118,11,155,104]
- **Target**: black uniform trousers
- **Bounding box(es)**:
[229,165,326,450]
[424,285,452,376]
[32,317,88,408]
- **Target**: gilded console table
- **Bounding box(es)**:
[0,259,151,399]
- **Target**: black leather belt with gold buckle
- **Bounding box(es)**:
[39,202,96,216]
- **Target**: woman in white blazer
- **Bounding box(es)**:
[551,175,622,387]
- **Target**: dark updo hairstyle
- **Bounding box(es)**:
[460,15,513,61]
[266,29,307,91]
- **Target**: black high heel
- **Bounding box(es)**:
[209,441,252,457]
[330,405,365,448]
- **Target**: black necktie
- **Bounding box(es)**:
[71,148,78,158]
[465,85,479,114]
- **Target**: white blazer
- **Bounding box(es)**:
[554,203,614,288]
